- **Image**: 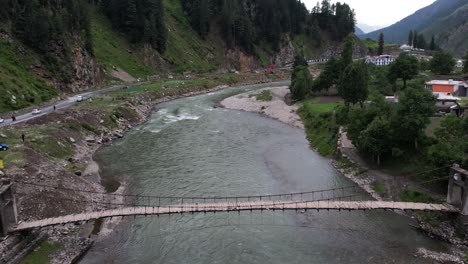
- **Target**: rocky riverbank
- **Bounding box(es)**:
[0,73,288,263]
[220,86,303,129]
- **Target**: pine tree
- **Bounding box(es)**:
[464,51,468,73]
[340,36,354,71]
[378,33,384,55]
[417,34,426,50]
[429,36,436,51]
[408,30,413,47]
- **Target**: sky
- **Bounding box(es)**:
[302,0,437,28]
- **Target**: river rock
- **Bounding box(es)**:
[85,137,95,143]
[75,171,82,176]
[113,132,123,138]
[69,137,76,143]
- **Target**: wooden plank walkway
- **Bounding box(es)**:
[10,200,458,232]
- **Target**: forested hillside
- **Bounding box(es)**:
[422,3,468,56]
[361,0,468,55]
[0,0,358,113]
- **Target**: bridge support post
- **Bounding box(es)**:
[0,178,18,237]
[447,165,468,233]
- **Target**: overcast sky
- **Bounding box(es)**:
[302,0,436,27]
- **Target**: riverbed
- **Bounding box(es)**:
[81,82,450,264]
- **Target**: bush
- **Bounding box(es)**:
[81,123,101,135]
[400,189,438,203]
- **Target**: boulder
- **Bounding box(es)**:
[0,134,7,138]
[69,137,76,143]
[85,137,95,143]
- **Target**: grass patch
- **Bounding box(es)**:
[0,39,57,113]
[298,101,342,156]
[81,123,101,135]
[162,0,223,73]
[336,157,367,175]
[416,211,443,227]
[20,240,61,264]
[400,189,439,203]
[306,101,343,113]
[90,8,154,78]
[250,90,273,101]
[371,181,386,194]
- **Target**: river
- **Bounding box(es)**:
[82,82,449,264]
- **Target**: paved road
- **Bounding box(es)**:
[0,82,146,128]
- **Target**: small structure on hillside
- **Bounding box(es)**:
[426,80,468,97]
[456,59,464,68]
[400,44,412,51]
[365,55,395,66]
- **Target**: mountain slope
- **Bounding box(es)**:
[422,3,468,56]
[362,0,468,44]
[355,26,364,35]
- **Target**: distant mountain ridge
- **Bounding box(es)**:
[355,26,364,35]
[360,0,468,55]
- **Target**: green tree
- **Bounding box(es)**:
[290,66,313,101]
[340,36,354,71]
[430,51,456,75]
[463,50,468,73]
[338,60,369,106]
[358,117,392,165]
[408,30,413,46]
[429,35,436,51]
[378,33,384,55]
[428,116,468,167]
[313,56,340,92]
[388,52,419,90]
[394,87,435,149]
[416,34,426,50]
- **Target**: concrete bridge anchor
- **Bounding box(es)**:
[447,165,468,233]
[0,178,18,237]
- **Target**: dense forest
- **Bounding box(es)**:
[181,0,356,52]
[99,0,166,53]
[0,0,92,83]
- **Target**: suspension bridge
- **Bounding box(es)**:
[1,165,467,235]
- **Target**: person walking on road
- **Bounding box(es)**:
[11,115,16,122]
[53,105,56,111]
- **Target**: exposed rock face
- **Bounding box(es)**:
[139,43,171,70]
[274,35,296,67]
[69,36,103,93]
[225,49,259,72]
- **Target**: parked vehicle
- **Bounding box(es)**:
[76,96,83,102]
[0,118,4,123]
[0,143,8,151]
[32,109,41,115]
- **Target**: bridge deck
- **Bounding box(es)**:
[10,200,458,232]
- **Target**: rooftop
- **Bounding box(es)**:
[426,80,465,85]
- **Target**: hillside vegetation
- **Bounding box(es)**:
[0,0,358,113]
[422,3,468,56]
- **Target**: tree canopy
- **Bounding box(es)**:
[388,52,419,90]
[338,60,369,106]
[290,66,313,101]
[181,0,356,53]
[464,51,468,74]
[378,33,384,55]
[101,0,167,53]
[430,51,456,75]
